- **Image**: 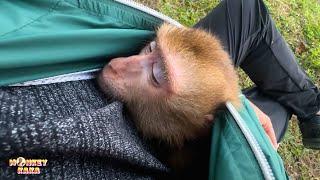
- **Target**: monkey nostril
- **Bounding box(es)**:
[107,62,118,74]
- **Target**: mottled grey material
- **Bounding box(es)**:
[0,80,168,179]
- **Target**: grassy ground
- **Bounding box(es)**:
[138,0,320,179]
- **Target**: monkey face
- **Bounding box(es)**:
[98,24,240,147]
[98,40,174,103]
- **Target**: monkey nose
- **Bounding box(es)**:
[108,58,127,73]
[107,63,118,74]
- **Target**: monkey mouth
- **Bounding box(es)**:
[97,72,123,101]
[97,73,112,93]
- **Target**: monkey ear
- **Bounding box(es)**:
[204,114,214,125]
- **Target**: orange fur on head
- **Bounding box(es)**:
[128,24,240,147]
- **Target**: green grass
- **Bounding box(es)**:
[138,0,320,179]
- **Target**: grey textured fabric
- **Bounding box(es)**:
[0,80,168,179]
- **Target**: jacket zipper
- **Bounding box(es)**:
[226,100,275,180]
[114,0,182,27]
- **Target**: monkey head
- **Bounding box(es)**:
[98,24,240,147]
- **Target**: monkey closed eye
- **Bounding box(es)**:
[151,60,166,86]
[143,41,156,54]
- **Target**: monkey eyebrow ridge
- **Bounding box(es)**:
[155,44,170,83]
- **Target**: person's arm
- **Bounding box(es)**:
[248,101,279,150]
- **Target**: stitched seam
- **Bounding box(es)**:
[0,1,62,38]
[63,0,160,29]
[86,0,161,24]
[62,0,134,28]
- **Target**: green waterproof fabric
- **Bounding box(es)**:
[0,0,162,86]
[209,95,289,180]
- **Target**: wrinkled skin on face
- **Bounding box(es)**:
[98,41,171,103]
[98,24,240,147]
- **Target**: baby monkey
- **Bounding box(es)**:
[98,24,240,177]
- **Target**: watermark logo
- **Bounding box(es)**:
[9,157,48,175]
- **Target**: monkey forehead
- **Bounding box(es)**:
[156,24,202,93]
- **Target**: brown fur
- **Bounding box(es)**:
[128,24,241,148]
